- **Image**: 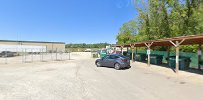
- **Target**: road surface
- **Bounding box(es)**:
[0,52,203,100]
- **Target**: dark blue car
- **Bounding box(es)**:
[95,54,130,70]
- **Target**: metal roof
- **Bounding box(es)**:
[0,40,65,44]
[115,34,203,47]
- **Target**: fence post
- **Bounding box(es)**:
[40,49,42,61]
[22,49,24,63]
[25,49,27,63]
[5,49,7,64]
[51,50,53,61]
[56,48,58,61]
[32,49,33,62]
[69,51,70,60]
[42,49,44,62]
[60,51,62,61]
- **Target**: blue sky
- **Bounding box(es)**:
[0,0,137,44]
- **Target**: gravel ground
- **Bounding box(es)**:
[0,52,203,100]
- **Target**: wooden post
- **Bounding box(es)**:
[148,48,150,67]
[121,46,124,55]
[132,48,134,62]
[167,46,170,64]
[176,41,180,73]
[198,44,202,70]
[130,44,135,62]
[145,42,153,67]
[134,47,138,61]
[170,40,185,73]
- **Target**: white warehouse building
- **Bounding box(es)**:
[0,40,65,53]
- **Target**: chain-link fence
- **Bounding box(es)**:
[0,48,71,64]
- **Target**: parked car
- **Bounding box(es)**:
[0,51,15,57]
[95,54,130,70]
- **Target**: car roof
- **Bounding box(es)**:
[109,54,127,58]
[109,54,121,56]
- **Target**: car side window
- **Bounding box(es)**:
[109,55,119,59]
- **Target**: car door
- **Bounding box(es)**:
[107,55,117,67]
[101,55,110,66]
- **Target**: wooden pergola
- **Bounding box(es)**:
[115,34,203,73]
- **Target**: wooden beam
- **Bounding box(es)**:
[144,42,153,48]
[170,39,185,47]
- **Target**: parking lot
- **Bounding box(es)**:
[0,52,203,100]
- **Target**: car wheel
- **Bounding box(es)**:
[114,63,121,70]
[96,61,101,67]
[127,65,131,69]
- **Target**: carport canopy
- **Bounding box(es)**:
[114,34,203,73]
[115,34,203,48]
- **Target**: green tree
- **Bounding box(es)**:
[116,19,138,44]
[116,0,203,52]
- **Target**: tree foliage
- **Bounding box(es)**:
[116,20,138,44]
[66,43,109,48]
[116,0,203,51]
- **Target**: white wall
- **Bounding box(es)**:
[0,45,46,52]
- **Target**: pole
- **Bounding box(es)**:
[60,51,62,61]
[132,48,134,62]
[51,50,53,61]
[42,49,43,61]
[31,49,33,62]
[40,49,42,62]
[56,48,58,61]
[134,47,137,61]
[176,41,179,73]
[145,42,153,67]
[69,50,70,60]
[167,46,170,64]
[121,46,123,55]
[169,40,185,73]
[5,49,7,64]
[25,49,27,63]
[148,48,150,67]
[22,49,24,63]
